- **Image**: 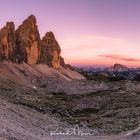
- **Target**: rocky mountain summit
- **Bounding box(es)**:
[39,31,61,69]
[0,22,16,60]
[0,15,64,69]
[107,63,129,72]
[15,15,41,64]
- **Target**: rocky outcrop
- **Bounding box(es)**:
[60,56,65,67]
[15,15,41,64]
[0,22,16,60]
[39,32,61,69]
[65,64,75,71]
[0,15,67,69]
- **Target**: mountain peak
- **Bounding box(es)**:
[113,63,128,69]
[0,15,65,69]
[28,14,36,19]
[23,14,36,25]
[15,15,40,64]
[39,31,61,69]
[107,63,128,72]
[42,31,56,41]
[6,22,15,29]
[0,21,15,60]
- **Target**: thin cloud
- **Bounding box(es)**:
[79,44,99,49]
[98,54,140,62]
[62,45,97,52]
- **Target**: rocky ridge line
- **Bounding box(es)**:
[0,15,65,69]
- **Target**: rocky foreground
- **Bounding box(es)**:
[0,61,140,139]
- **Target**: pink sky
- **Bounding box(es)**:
[0,0,140,67]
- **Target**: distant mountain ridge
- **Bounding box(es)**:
[106,63,129,72]
[76,63,140,81]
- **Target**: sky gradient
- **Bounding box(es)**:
[0,0,140,67]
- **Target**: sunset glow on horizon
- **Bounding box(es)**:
[0,0,140,67]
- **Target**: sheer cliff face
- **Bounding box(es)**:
[0,22,16,60]
[0,15,65,68]
[40,32,61,69]
[15,15,41,64]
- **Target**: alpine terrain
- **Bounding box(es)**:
[0,15,140,140]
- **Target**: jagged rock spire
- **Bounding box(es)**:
[15,15,41,64]
[0,22,16,60]
[0,15,65,68]
[39,31,61,69]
